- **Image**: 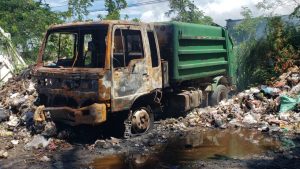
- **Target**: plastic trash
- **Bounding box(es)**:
[242,114,257,124]
[0,150,8,158]
[261,85,281,96]
[22,111,34,128]
[0,130,13,137]
[289,83,300,95]
[279,95,300,113]
[24,134,50,150]
[6,115,20,127]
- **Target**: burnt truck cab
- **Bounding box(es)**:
[34,20,235,136]
[33,21,163,130]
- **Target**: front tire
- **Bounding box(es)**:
[131,106,154,134]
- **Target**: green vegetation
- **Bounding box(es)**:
[98,0,127,20]
[166,0,213,25]
[0,0,63,64]
[67,0,94,21]
[234,3,300,90]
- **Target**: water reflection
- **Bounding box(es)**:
[91,128,281,169]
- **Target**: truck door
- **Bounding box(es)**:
[111,25,151,112]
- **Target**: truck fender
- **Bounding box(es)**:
[130,89,162,111]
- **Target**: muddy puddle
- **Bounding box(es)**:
[91,128,282,169]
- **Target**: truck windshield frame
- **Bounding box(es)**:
[42,25,108,68]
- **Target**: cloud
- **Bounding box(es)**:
[196,0,295,26]
[121,0,264,25]
[195,0,263,26]
[121,1,170,22]
[140,10,170,22]
[48,0,296,25]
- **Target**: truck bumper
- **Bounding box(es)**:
[34,103,107,126]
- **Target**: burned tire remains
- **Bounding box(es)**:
[131,107,154,134]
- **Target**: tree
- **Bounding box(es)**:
[103,0,127,20]
[256,0,300,17]
[233,5,300,89]
[67,0,94,21]
[0,0,63,63]
[291,5,300,17]
[132,18,141,22]
[124,14,129,20]
[166,0,213,25]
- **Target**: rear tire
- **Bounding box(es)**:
[210,85,229,106]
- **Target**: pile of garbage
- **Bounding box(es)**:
[163,66,300,133]
[0,68,36,125]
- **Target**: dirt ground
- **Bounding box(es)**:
[0,122,299,169]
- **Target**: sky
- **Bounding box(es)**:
[47,0,296,26]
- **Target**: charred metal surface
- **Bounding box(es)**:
[34,67,105,106]
[98,71,111,101]
[34,104,106,125]
[110,24,162,112]
[34,20,163,125]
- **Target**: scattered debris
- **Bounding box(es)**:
[162,66,300,134]
[94,140,112,149]
[10,140,19,145]
[0,108,9,122]
[0,150,8,158]
[24,134,50,150]
[0,130,13,137]
[6,115,20,127]
[0,68,36,117]
[279,95,300,113]
[40,155,51,162]
[42,121,57,137]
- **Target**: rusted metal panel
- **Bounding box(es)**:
[98,71,111,101]
[110,24,162,112]
[34,103,106,125]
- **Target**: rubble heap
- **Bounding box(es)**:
[0,68,37,128]
[0,69,36,111]
[163,66,300,133]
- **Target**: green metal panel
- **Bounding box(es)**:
[154,21,235,83]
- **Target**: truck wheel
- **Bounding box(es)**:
[210,85,229,106]
[131,107,154,134]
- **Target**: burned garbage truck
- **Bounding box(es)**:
[33,20,235,136]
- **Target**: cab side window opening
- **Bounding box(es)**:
[83,31,106,68]
[147,31,159,67]
[113,29,144,68]
[84,34,93,66]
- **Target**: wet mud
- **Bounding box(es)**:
[91,128,284,169]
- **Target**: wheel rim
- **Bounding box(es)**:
[131,108,150,133]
